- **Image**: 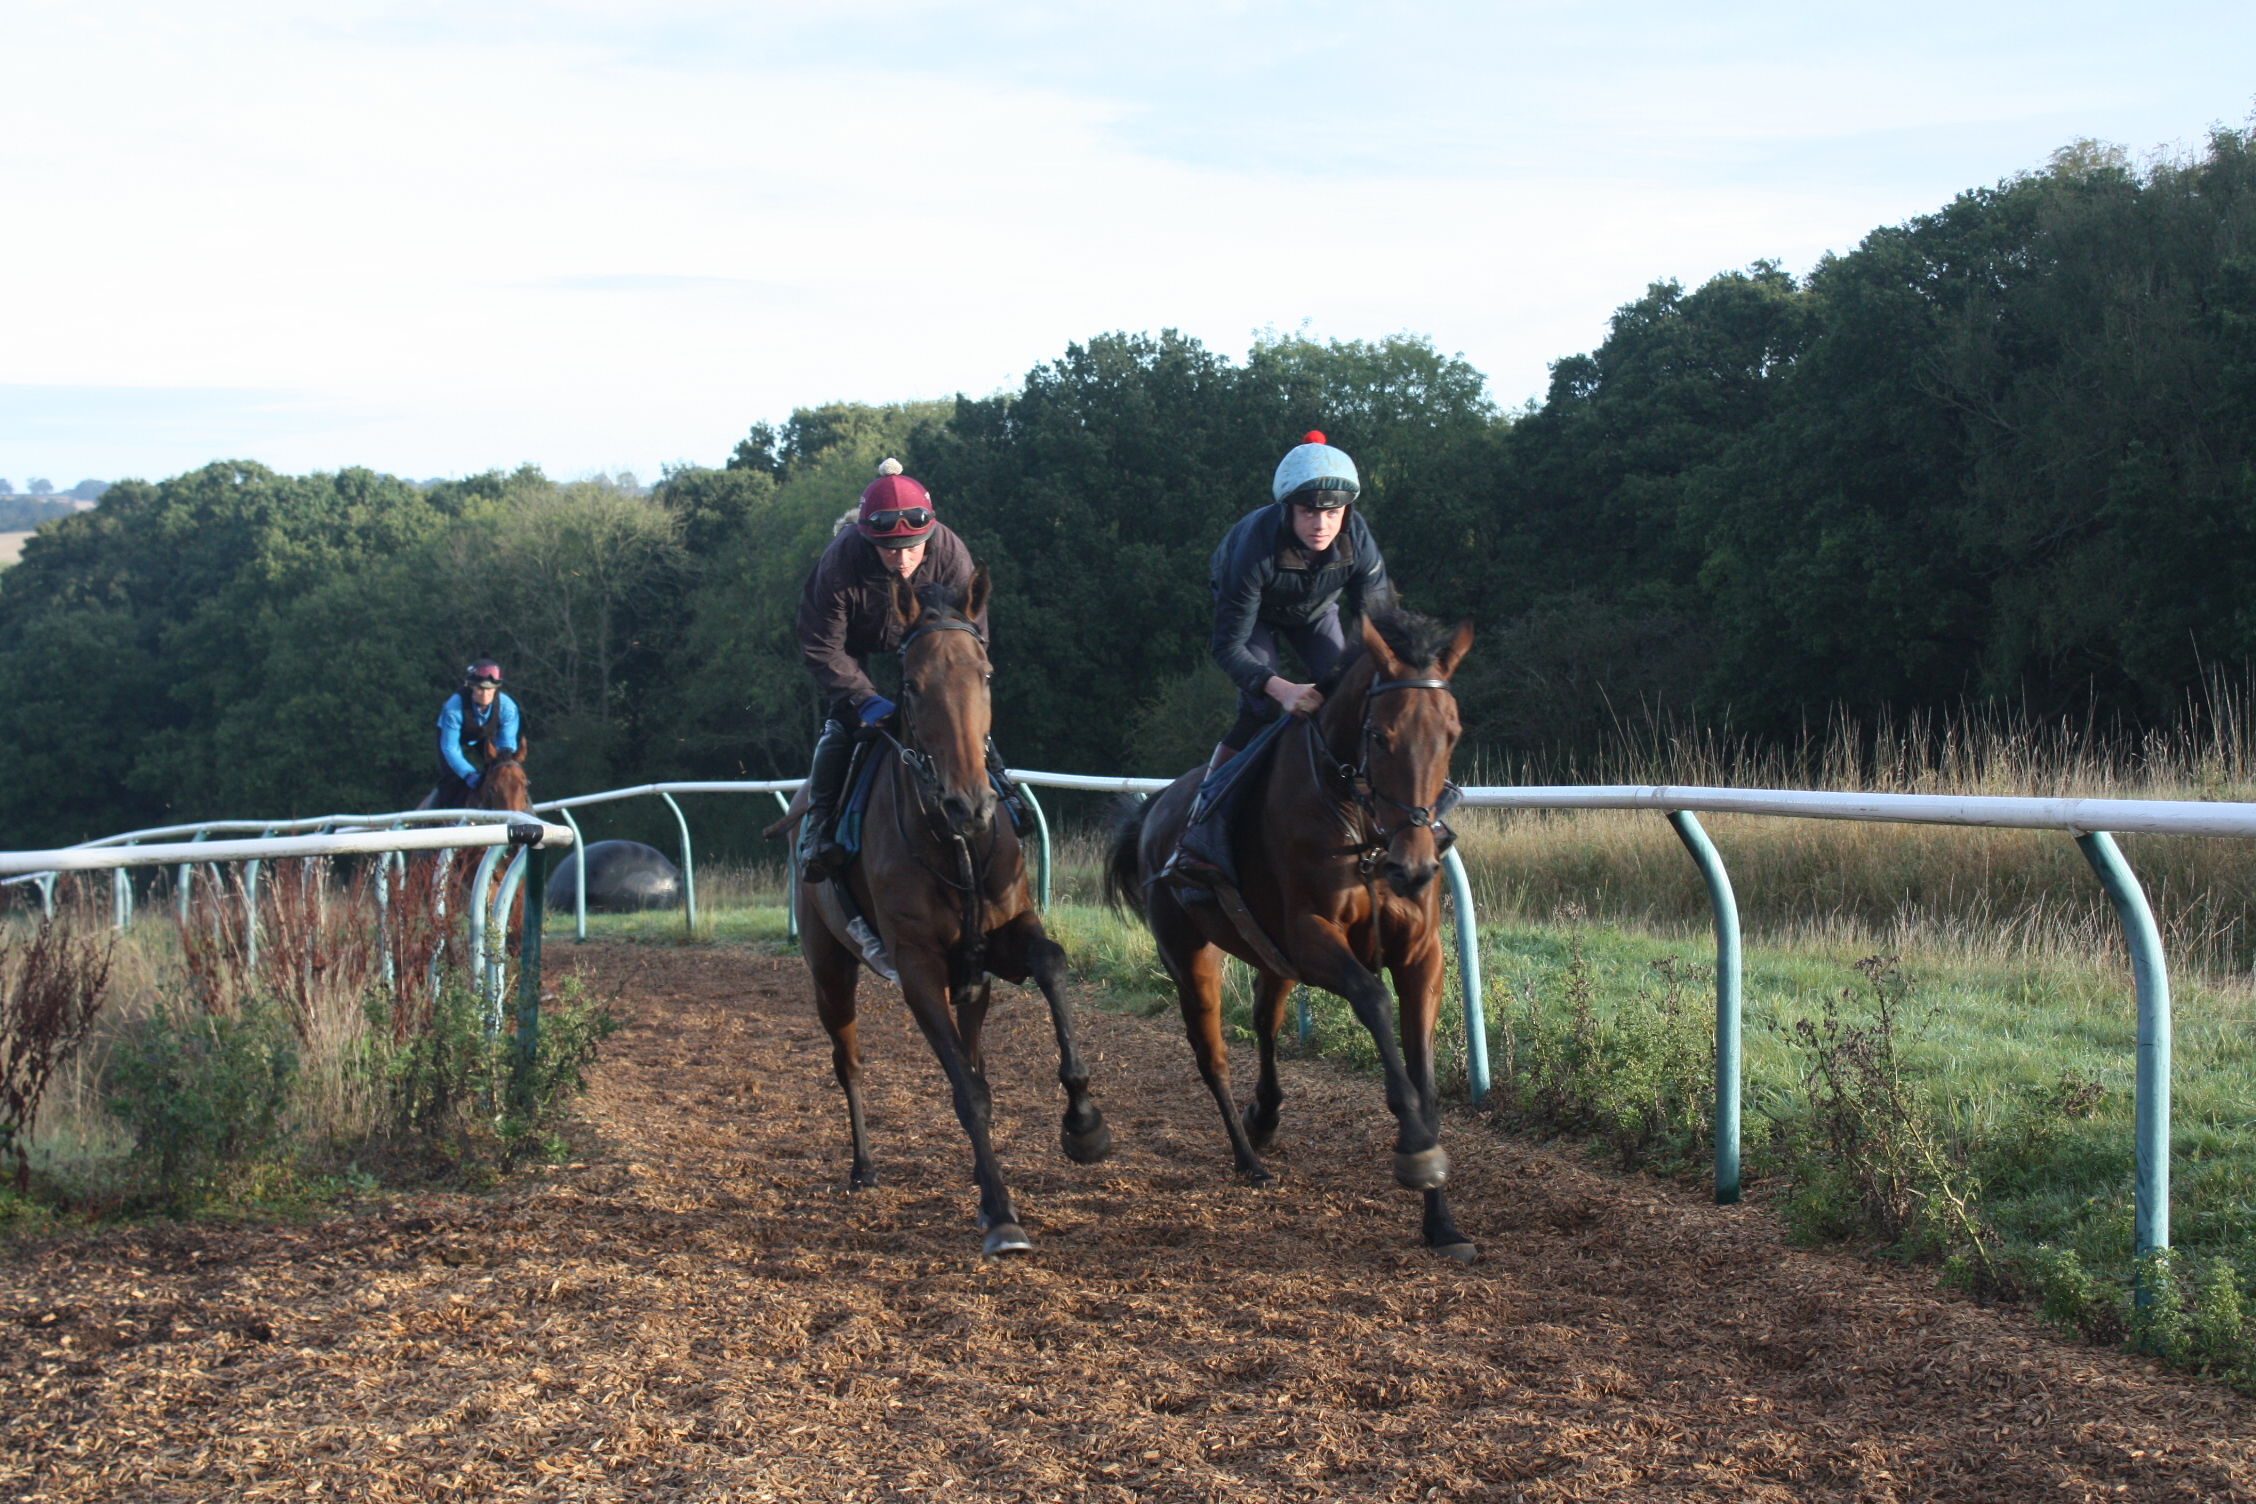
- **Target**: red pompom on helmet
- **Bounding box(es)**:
[858,459,936,548]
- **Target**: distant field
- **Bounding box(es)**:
[0,531,29,565]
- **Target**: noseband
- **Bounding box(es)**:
[1310,674,1463,874]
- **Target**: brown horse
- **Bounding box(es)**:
[778,566,1112,1257]
[1107,604,1477,1260]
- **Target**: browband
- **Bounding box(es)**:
[900,617,986,653]
[1369,677,1451,696]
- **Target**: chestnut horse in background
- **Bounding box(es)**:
[772,567,1112,1257]
[1107,603,1478,1261]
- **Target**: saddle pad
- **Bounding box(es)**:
[834,743,887,860]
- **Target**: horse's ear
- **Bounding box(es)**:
[1360,612,1406,678]
[966,562,990,623]
[892,572,920,629]
[1436,617,1475,677]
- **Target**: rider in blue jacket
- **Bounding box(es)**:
[427,658,522,808]
[1162,431,1390,886]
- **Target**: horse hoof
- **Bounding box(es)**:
[982,1223,1034,1258]
[1062,1121,1115,1165]
[849,1171,879,1191]
[1239,1163,1280,1189]
[1392,1146,1450,1191]
[1241,1102,1278,1151]
[1432,1241,1478,1264]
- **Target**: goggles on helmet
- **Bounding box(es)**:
[865,507,934,539]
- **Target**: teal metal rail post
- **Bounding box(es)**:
[1440,847,1489,1104]
[1016,781,1053,909]
[513,845,547,1112]
[1669,811,1744,1206]
[772,791,799,943]
[2077,831,2172,1271]
[659,791,697,935]
[556,807,588,942]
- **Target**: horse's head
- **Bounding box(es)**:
[892,565,996,837]
[478,740,532,814]
[1332,605,1473,899]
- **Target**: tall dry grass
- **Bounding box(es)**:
[1452,688,2256,977]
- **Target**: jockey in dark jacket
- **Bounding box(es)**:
[1162,431,1390,886]
[793,459,988,880]
[426,658,522,808]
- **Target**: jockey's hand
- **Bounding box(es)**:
[858,695,898,727]
[1265,675,1323,717]
[464,771,482,790]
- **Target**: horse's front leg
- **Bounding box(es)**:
[1291,916,1448,1192]
[1390,937,1475,1260]
[1243,970,1295,1151]
[896,946,1029,1256]
[994,911,1112,1165]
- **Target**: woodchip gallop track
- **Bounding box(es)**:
[6,941,2254,1501]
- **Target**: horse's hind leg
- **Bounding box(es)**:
[1242,970,1294,1151]
[805,921,876,1189]
[993,911,1111,1165]
[1152,896,1275,1187]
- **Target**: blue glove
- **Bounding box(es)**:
[465,771,483,790]
[858,696,897,727]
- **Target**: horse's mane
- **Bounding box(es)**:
[1315,598,1458,695]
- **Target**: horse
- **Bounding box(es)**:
[1106,603,1478,1260]
[770,566,1112,1257]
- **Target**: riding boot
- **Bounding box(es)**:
[1159,744,1239,890]
[798,717,856,882]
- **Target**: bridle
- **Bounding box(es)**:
[882,611,999,991]
[1306,673,1463,877]
[886,614,989,827]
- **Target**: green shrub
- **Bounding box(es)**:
[1493,939,1714,1173]
[367,974,618,1168]
[104,996,298,1212]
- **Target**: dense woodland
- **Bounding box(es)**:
[3,131,2254,848]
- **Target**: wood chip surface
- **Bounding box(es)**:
[3,941,2251,1501]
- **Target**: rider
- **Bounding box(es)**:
[794,458,988,880]
[1162,430,1391,885]
[430,658,522,807]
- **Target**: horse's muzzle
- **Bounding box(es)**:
[1383,856,1438,899]
[941,787,997,837]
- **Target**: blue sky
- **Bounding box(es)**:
[3,0,2251,489]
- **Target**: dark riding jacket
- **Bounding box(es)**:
[796,522,987,716]
[436,690,521,782]
[1209,504,1390,698]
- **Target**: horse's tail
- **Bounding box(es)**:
[1102,793,1150,920]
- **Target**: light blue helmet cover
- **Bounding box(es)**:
[1271,431,1361,505]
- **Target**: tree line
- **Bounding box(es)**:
[2,128,2253,848]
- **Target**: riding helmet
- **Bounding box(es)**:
[1271,430,1361,509]
[858,459,938,548]
[464,659,504,686]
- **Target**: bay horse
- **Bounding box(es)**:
[1107,603,1477,1260]
[775,567,1112,1257]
